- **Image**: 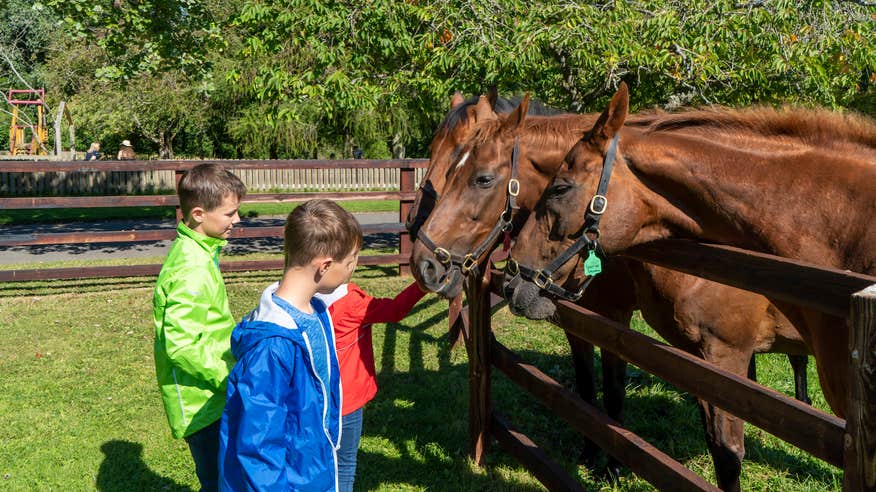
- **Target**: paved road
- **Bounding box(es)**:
[0,212,400,265]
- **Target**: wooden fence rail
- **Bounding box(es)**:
[0,158,429,282]
[0,161,428,196]
[457,241,876,491]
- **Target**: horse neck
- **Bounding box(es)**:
[622,128,876,273]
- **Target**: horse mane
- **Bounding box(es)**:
[626,106,876,151]
[435,94,564,138]
[470,112,596,150]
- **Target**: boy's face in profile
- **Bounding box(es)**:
[191,193,241,240]
[316,247,359,294]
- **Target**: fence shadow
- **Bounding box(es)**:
[496,347,839,486]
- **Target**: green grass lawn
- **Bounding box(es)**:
[0,200,400,225]
[0,267,841,491]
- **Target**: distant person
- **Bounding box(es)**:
[352,147,364,159]
[153,163,246,492]
[84,142,101,161]
[117,139,136,160]
[219,199,361,491]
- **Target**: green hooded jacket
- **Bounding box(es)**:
[153,222,236,438]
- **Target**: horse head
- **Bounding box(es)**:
[412,94,580,298]
[505,82,643,319]
[405,89,499,238]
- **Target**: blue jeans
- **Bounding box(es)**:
[338,408,363,492]
[184,419,221,492]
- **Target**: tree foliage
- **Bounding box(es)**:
[14,0,876,158]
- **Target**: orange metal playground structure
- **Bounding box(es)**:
[7,88,49,156]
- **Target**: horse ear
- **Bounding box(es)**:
[486,86,498,109]
[474,95,497,122]
[500,92,530,133]
[450,92,464,109]
[587,82,629,149]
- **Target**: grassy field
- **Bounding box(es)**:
[0,200,400,225]
[0,264,841,490]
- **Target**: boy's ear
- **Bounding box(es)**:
[316,257,333,275]
[189,206,205,224]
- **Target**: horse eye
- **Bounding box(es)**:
[547,184,572,198]
[474,174,495,188]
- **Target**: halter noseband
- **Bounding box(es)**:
[506,134,620,301]
[417,137,522,276]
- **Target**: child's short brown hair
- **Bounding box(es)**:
[177,164,247,217]
[284,199,363,268]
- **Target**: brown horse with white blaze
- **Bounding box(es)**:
[506,82,876,423]
[414,91,813,491]
[405,90,563,239]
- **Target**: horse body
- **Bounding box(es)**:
[415,92,813,490]
[507,83,876,422]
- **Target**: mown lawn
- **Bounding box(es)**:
[0,265,841,490]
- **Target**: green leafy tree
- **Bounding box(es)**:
[31,0,876,159]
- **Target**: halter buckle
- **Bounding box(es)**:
[500,209,514,228]
[589,194,608,215]
[433,247,452,265]
[461,254,478,273]
[507,178,520,197]
[533,270,553,289]
[505,258,519,276]
[569,286,585,302]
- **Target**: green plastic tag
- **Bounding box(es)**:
[583,250,602,276]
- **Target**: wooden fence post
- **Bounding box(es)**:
[448,293,465,349]
[466,268,493,466]
[398,165,415,276]
[845,283,876,491]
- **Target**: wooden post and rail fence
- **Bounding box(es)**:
[0,158,428,282]
[452,241,876,491]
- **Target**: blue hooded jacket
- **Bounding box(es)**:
[219,282,342,491]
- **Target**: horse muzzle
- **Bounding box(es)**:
[503,272,557,320]
[417,256,463,298]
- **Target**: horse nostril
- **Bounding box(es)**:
[418,257,446,291]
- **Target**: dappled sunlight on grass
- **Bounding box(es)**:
[0,268,842,490]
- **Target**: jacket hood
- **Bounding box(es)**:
[231,282,305,360]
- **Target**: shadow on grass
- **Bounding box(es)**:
[96,440,192,492]
[498,349,838,487]
[357,321,546,491]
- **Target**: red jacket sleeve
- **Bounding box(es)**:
[354,281,426,326]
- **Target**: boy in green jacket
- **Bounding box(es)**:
[153,163,246,491]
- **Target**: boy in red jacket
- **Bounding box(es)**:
[317,281,427,492]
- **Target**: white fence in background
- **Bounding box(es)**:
[0,168,428,196]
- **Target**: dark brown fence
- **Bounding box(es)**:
[0,158,428,282]
[452,240,876,491]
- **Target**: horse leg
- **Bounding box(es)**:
[788,354,811,404]
[698,399,744,492]
[600,349,627,478]
[565,332,601,465]
[747,356,757,382]
[701,344,749,492]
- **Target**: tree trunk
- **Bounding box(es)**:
[392,132,405,159]
[159,130,174,159]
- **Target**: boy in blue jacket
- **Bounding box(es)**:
[219,199,362,491]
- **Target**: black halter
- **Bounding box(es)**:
[417,137,522,276]
[506,134,620,301]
